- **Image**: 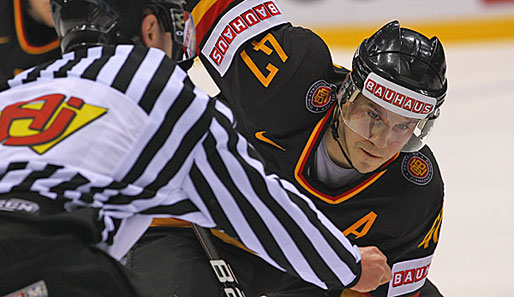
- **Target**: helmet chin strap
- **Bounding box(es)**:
[330,107,356,170]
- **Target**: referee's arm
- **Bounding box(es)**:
[183,98,362,291]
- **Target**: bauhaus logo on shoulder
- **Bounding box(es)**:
[202,0,287,76]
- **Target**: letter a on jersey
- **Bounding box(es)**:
[0,93,107,154]
[343,211,377,239]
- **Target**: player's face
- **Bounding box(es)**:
[28,0,54,27]
[339,94,417,173]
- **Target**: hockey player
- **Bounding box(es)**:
[0,0,61,82]
[0,0,392,296]
[126,0,447,296]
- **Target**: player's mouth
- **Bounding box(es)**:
[360,148,382,159]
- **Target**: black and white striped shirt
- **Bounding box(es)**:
[0,45,360,290]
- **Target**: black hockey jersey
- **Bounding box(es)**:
[0,0,61,83]
[188,0,445,296]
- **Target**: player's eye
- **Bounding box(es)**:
[396,123,409,130]
[368,111,380,121]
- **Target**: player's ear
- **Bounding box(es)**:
[140,14,160,48]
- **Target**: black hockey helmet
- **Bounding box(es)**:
[337,20,448,152]
[50,0,196,62]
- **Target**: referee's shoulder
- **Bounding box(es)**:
[106,44,179,70]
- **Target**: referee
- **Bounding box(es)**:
[0,0,390,296]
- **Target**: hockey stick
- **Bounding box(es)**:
[191,223,246,297]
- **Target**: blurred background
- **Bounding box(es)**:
[189,0,514,295]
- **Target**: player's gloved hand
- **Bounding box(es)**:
[350,246,392,293]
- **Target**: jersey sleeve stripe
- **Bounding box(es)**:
[142,99,213,191]
[6,68,31,89]
[216,126,341,288]
[214,98,235,125]
[94,45,133,86]
[205,107,359,288]
[207,119,338,288]
[21,60,54,84]
[281,180,361,263]
[124,48,167,103]
[279,180,361,286]
[53,51,83,78]
[12,164,62,194]
[51,173,90,197]
[110,47,148,93]
[190,142,288,268]
[113,67,188,180]
[0,167,33,193]
[80,46,117,81]
[139,199,199,216]
[205,132,312,274]
[199,109,340,288]
[38,54,76,80]
[186,163,226,228]
[138,56,176,114]
[64,47,104,79]
[120,80,204,185]
[74,179,124,205]
[0,162,29,176]
[102,215,122,244]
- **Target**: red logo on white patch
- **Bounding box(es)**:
[362,73,437,119]
[388,255,433,297]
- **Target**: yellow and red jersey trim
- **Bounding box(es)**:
[192,0,239,54]
[14,0,60,55]
[294,104,398,205]
[191,0,235,55]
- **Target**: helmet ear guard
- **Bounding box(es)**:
[336,73,360,107]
